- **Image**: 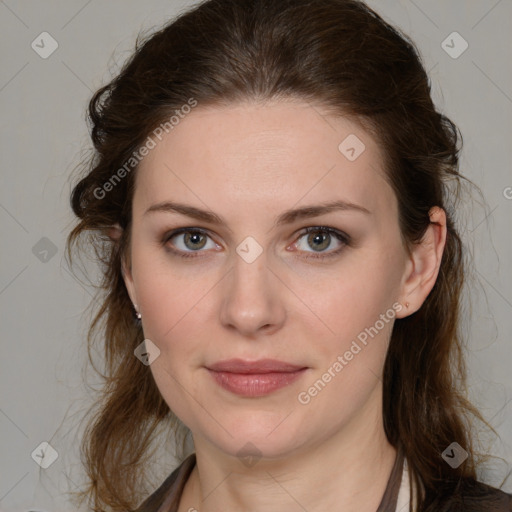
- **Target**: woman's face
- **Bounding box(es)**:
[123,99,412,460]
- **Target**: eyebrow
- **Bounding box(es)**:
[144,199,371,228]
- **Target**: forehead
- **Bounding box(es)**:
[133,100,395,220]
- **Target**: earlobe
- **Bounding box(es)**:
[396,206,447,318]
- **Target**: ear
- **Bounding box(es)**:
[121,251,138,309]
[106,223,122,241]
[109,222,138,308]
[395,206,447,319]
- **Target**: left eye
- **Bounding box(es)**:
[293,227,349,258]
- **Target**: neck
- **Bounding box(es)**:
[179,384,398,512]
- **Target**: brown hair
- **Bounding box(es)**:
[66,0,500,510]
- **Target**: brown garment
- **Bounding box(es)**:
[134,445,512,512]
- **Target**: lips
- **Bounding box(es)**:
[207,358,306,374]
[206,359,308,397]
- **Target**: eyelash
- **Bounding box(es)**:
[162,226,350,261]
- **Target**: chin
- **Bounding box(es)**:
[203,419,309,462]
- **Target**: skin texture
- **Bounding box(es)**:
[121,99,447,512]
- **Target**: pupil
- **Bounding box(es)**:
[309,232,329,251]
[186,232,206,250]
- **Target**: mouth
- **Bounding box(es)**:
[206,358,308,397]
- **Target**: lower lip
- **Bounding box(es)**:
[207,369,307,397]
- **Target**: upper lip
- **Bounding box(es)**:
[207,358,306,374]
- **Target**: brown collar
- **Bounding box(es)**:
[376,443,405,512]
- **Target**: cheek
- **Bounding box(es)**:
[136,278,209,364]
[301,257,401,403]
[131,243,212,338]
[296,284,397,426]
[134,265,209,425]
[310,259,398,340]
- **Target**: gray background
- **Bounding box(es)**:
[1,0,511,510]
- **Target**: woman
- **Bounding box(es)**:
[66,0,512,510]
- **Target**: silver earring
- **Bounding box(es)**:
[133,304,142,320]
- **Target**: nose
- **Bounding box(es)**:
[219,250,286,338]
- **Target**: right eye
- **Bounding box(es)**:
[163,228,219,259]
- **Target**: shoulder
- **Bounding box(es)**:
[426,479,512,512]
